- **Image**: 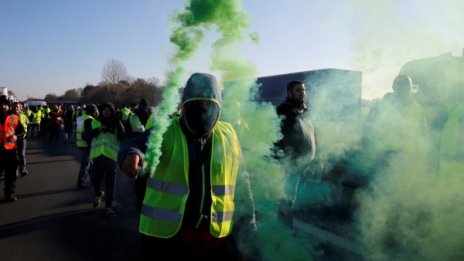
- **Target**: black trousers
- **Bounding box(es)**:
[140,232,243,261]
[0,149,19,196]
[90,156,116,208]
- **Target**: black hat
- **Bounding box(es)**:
[0,95,10,105]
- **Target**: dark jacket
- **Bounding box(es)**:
[275,98,314,160]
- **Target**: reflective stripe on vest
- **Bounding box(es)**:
[139,117,240,239]
[146,179,188,195]
[89,120,119,161]
[212,185,235,196]
[0,115,19,149]
[141,204,182,222]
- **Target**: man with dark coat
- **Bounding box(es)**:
[274,80,317,224]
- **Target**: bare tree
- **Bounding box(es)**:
[44,93,58,102]
[62,89,80,100]
[101,59,128,84]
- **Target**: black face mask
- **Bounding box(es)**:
[183,101,220,137]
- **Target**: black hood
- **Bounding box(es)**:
[181,73,222,137]
[85,104,99,118]
[100,102,116,114]
[181,73,222,107]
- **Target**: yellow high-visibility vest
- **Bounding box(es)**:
[129,113,155,133]
[89,120,119,161]
[139,117,241,239]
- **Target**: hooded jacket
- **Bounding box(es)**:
[133,73,242,239]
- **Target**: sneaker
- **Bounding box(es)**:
[21,169,28,177]
[93,192,105,208]
[105,207,116,217]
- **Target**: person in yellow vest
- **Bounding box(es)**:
[29,106,42,139]
[362,74,428,177]
[84,102,125,216]
[39,105,49,137]
[12,102,29,177]
[25,105,32,135]
[127,98,154,138]
[126,98,157,211]
[75,104,98,189]
[118,103,132,131]
[0,96,26,202]
[119,73,256,260]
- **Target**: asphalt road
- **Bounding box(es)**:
[0,136,145,261]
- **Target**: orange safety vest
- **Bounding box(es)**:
[0,114,19,150]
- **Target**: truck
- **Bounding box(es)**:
[25,98,47,108]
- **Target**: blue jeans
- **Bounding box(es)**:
[17,139,27,172]
[77,147,91,187]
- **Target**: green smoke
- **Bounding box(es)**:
[146,0,257,174]
[144,0,317,260]
[355,62,464,260]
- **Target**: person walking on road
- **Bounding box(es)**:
[0,95,26,202]
[12,102,29,177]
[126,98,156,211]
[28,106,41,139]
[274,80,317,224]
[48,104,63,142]
[63,104,75,144]
[75,104,98,189]
[84,102,125,216]
[119,73,256,260]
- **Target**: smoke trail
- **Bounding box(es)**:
[146,1,261,174]
[144,1,318,259]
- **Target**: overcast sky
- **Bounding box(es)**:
[1,0,463,101]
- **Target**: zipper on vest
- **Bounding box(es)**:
[195,164,207,229]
